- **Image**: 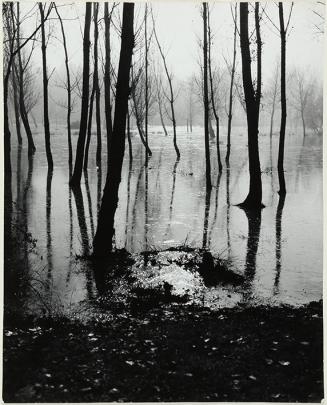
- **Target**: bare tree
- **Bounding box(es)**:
[152,10,180,158]
[70,3,92,188]
[11,62,22,145]
[226,3,238,164]
[238,2,263,209]
[267,62,279,138]
[39,2,53,170]
[290,69,312,137]
[208,6,222,173]
[54,4,73,169]
[104,3,114,163]
[130,61,154,156]
[84,2,102,171]
[15,4,37,155]
[155,72,168,136]
[203,3,211,188]
[144,3,150,165]
[277,2,293,196]
[3,1,52,175]
[93,3,135,257]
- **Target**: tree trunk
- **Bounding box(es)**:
[39,3,53,170]
[4,73,12,181]
[12,67,22,145]
[16,3,36,156]
[226,3,237,164]
[93,3,135,257]
[203,3,211,189]
[131,87,152,155]
[54,4,73,169]
[145,4,149,165]
[158,100,168,136]
[127,106,133,160]
[152,14,180,158]
[239,2,262,209]
[70,3,92,187]
[84,85,96,171]
[277,2,287,196]
[301,109,306,137]
[104,3,113,165]
[93,3,102,166]
[207,7,222,172]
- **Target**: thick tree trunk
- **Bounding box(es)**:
[93,3,102,166]
[39,3,53,170]
[54,4,73,169]
[203,3,211,189]
[70,3,92,187]
[239,2,262,209]
[226,3,237,164]
[104,3,113,165]
[277,2,287,196]
[93,3,135,257]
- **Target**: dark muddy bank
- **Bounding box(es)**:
[3,300,323,402]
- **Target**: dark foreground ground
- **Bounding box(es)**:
[3,300,323,402]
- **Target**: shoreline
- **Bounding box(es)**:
[3,300,323,402]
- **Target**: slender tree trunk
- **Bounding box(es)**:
[301,109,306,137]
[127,106,133,160]
[12,67,22,145]
[39,3,53,170]
[156,76,168,136]
[239,2,262,209]
[54,4,73,169]
[70,3,92,187]
[158,101,168,136]
[16,3,36,156]
[84,85,96,171]
[104,3,113,164]
[145,3,149,165]
[269,65,278,138]
[207,7,222,172]
[277,2,287,196]
[255,3,262,118]
[152,15,180,158]
[226,3,237,164]
[270,98,276,137]
[93,3,102,166]
[203,3,211,189]
[131,85,152,155]
[93,3,135,257]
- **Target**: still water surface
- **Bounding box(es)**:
[8,124,323,316]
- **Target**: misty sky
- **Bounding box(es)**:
[17,0,325,87]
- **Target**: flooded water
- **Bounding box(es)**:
[7,123,323,316]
